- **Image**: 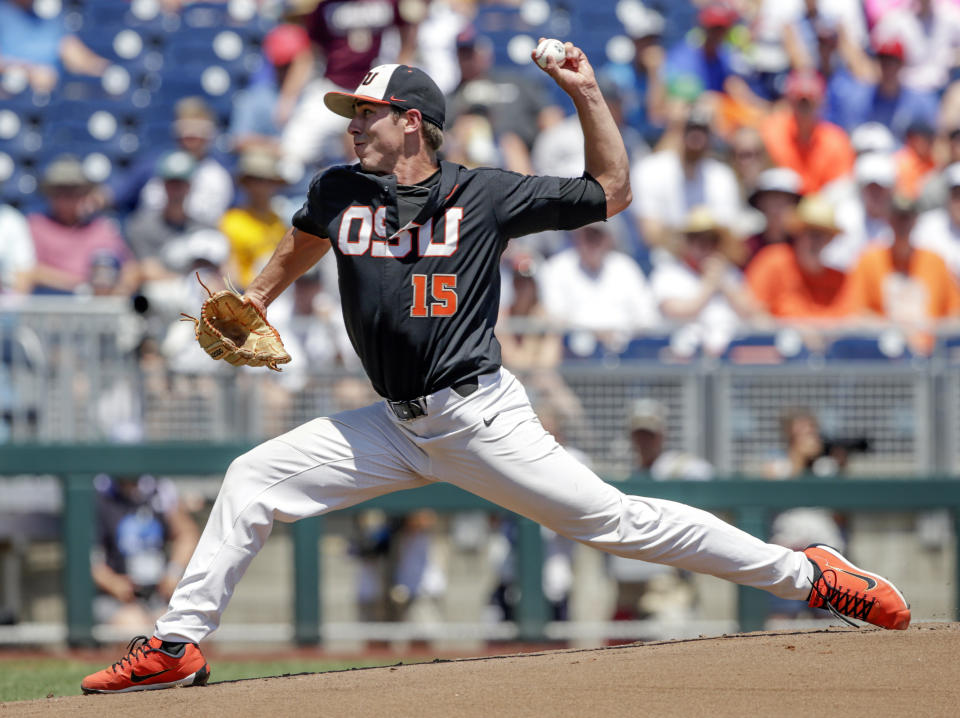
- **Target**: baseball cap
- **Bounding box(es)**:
[790,194,841,236]
[784,69,825,101]
[628,398,667,434]
[42,155,91,189]
[237,149,285,182]
[875,37,905,62]
[156,150,196,181]
[699,2,737,29]
[324,64,446,129]
[854,152,896,188]
[262,24,310,67]
[850,122,896,155]
[748,167,802,207]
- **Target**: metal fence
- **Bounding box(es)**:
[2,298,960,478]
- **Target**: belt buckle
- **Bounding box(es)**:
[390,397,427,421]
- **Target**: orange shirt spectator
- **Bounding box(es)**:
[846,197,960,320]
[848,245,960,317]
[746,195,854,318]
[760,70,855,194]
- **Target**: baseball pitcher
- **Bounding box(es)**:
[82,40,910,694]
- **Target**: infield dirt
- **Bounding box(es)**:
[4,623,959,717]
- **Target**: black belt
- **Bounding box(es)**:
[387,378,479,421]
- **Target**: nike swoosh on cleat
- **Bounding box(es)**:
[483,414,499,427]
[130,669,171,683]
[836,567,878,590]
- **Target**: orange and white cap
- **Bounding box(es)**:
[324,64,446,129]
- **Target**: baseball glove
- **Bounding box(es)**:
[180,273,291,371]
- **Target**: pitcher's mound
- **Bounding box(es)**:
[9,623,960,718]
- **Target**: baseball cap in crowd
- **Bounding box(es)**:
[622,5,665,39]
[324,64,446,129]
[156,150,196,181]
[685,103,713,130]
[628,398,668,434]
[789,194,841,236]
[850,122,896,155]
[173,97,216,139]
[874,37,905,62]
[41,155,92,190]
[784,69,825,102]
[854,152,896,188]
[748,167,802,207]
[699,2,738,28]
[262,24,310,67]
[944,162,960,189]
[237,149,285,182]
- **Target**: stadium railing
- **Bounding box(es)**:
[2,443,960,646]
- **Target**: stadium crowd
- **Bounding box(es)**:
[3,0,960,366]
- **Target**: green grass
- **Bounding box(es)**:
[0,657,400,703]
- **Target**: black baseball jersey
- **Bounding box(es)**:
[292,160,606,400]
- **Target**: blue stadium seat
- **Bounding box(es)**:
[825,335,912,361]
[619,335,675,362]
[722,332,809,364]
[562,331,607,361]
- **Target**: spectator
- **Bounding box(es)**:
[0,0,109,94]
[627,398,713,481]
[651,206,758,355]
[28,155,134,295]
[447,28,561,174]
[836,39,939,142]
[609,398,711,625]
[872,0,960,93]
[111,98,233,226]
[746,194,854,318]
[631,104,741,252]
[744,167,803,265]
[220,150,288,289]
[915,163,960,278]
[664,2,750,100]
[820,121,897,205]
[280,0,424,166]
[496,253,560,371]
[755,0,870,72]
[846,195,960,350]
[807,16,865,129]
[894,121,937,200]
[125,151,201,276]
[764,408,847,619]
[761,69,855,195]
[91,473,200,630]
[0,196,33,294]
[824,152,895,272]
[539,218,658,343]
[601,3,668,143]
[228,23,312,153]
[919,125,960,212]
[727,126,768,210]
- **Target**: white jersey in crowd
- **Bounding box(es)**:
[873,4,960,93]
[0,205,34,292]
[914,208,960,277]
[140,157,234,228]
[823,195,894,271]
[539,247,659,333]
[649,254,743,356]
[630,150,740,232]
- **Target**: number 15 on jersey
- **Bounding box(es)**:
[411,274,458,317]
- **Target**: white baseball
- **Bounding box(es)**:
[534,38,566,69]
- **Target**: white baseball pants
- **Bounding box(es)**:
[155,368,813,643]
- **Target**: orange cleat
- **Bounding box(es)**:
[804,544,911,630]
[81,636,210,694]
